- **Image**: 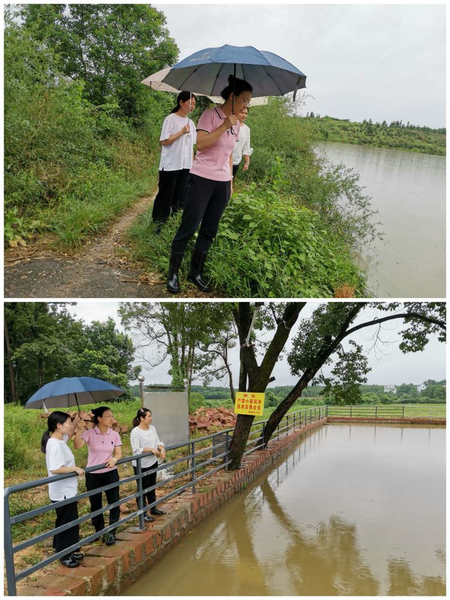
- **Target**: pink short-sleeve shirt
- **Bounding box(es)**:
[82,427,122,474]
[190,106,240,182]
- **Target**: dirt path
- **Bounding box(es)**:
[4,194,206,299]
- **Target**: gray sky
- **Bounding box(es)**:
[66,302,446,387]
[154,3,446,128]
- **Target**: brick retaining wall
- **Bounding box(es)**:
[18,418,325,596]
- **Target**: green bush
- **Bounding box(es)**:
[130,177,366,297]
[4,20,164,246]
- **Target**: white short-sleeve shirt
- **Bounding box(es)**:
[232,123,252,165]
[130,425,164,469]
[159,114,197,172]
[46,434,78,501]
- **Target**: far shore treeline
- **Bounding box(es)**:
[307,114,445,156]
[4,5,445,297]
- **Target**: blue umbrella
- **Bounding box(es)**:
[25,377,126,411]
[161,44,306,100]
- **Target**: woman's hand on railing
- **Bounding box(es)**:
[74,467,85,476]
[104,457,117,468]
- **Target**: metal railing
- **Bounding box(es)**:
[326,404,445,419]
[4,406,326,596]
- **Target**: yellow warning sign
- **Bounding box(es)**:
[234,392,265,416]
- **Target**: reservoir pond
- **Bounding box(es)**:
[124,423,446,596]
[317,142,446,298]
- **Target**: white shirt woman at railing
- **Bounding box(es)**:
[130,408,166,522]
[41,411,85,569]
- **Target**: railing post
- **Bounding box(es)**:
[402,405,405,419]
[350,406,353,418]
[191,441,196,493]
[277,423,280,440]
[375,406,378,419]
[286,414,289,437]
[4,492,17,596]
[225,431,229,470]
[136,457,145,531]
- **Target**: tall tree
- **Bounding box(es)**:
[4,303,140,404]
[119,303,235,401]
[229,302,445,469]
[19,4,179,120]
[229,303,306,468]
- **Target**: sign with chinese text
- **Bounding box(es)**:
[234,392,265,416]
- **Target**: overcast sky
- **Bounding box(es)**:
[153,3,446,128]
[66,302,446,388]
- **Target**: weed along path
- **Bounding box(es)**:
[4,194,207,299]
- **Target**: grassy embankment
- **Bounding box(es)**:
[4,22,174,249]
[311,116,446,156]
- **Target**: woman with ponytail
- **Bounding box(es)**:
[130,408,166,522]
[152,91,197,228]
[167,74,253,294]
[42,411,84,569]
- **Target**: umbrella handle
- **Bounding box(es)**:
[232,63,236,114]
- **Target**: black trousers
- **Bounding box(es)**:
[85,470,120,533]
[232,164,239,177]
[51,499,79,558]
[152,169,190,224]
[133,462,158,512]
[171,173,231,254]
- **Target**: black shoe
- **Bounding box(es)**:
[151,508,165,516]
[104,532,116,546]
[144,514,155,523]
[187,249,210,292]
[70,552,84,561]
[60,557,80,568]
[167,251,184,294]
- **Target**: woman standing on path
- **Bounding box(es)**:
[130,408,166,522]
[42,411,85,568]
[167,75,253,294]
[232,106,252,177]
[74,406,122,546]
[152,91,197,229]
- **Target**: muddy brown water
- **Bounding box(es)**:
[317,142,446,298]
[123,423,445,596]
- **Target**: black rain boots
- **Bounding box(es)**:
[187,248,210,293]
[166,251,184,293]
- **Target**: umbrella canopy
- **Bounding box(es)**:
[161,45,306,98]
[141,67,269,106]
[25,377,126,411]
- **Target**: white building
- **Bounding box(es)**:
[417,383,426,393]
[384,385,397,394]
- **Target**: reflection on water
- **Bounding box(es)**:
[123,424,446,596]
[316,142,446,298]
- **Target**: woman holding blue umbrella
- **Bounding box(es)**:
[167,74,253,294]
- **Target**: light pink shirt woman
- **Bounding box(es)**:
[167,74,253,295]
[74,406,122,546]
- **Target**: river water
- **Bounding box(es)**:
[124,423,446,596]
[316,142,446,298]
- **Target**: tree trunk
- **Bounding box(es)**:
[229,414,255,469]
[228,302,305,469]
[4,315,17,403]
